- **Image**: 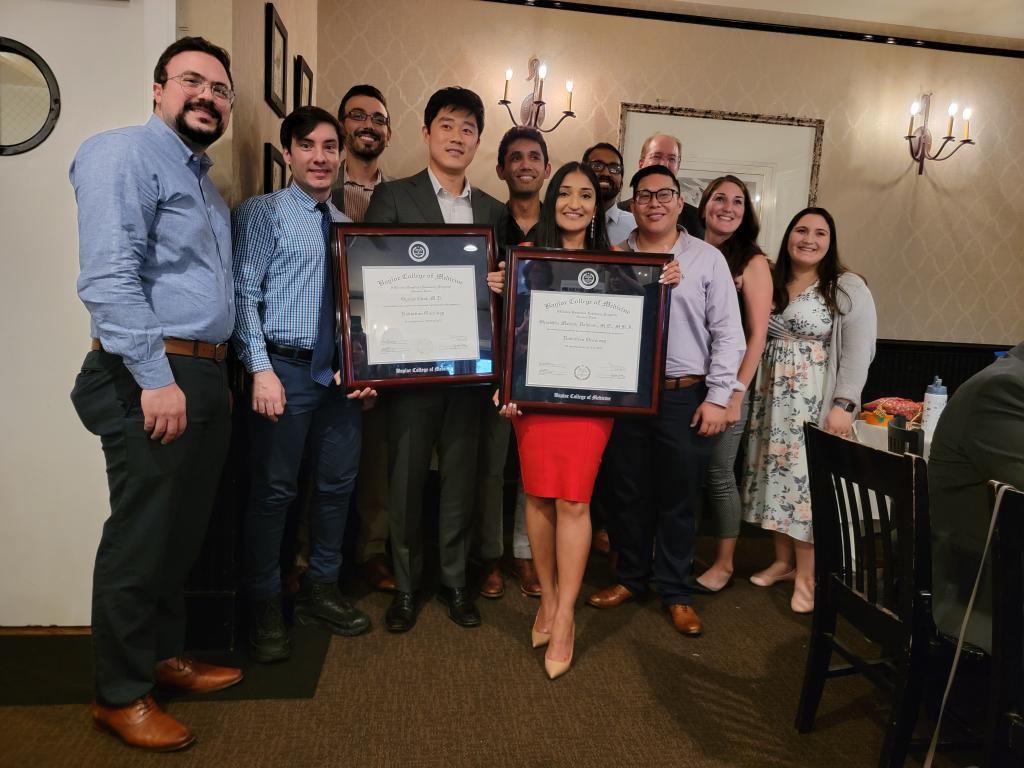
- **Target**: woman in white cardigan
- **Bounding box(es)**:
[741,207,876,613]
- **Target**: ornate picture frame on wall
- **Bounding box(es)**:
[264,3,287,117]
[620,104,824,258]
[294,55,313,110]
[263,142,286,194]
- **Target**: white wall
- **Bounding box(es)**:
[0,0,176,625]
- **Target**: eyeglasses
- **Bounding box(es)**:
[633,188,680,205]
[644,152,680,167]
[166,73,234,104]
[344,109,389,126]
[587,159,623,175]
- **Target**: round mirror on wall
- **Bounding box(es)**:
[0,38,61,156]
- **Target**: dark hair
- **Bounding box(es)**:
[337,84,388,121]
[154,36,233,88]
[629,164,680,193]
[772,206,849,315]
[581,142,624,167]
[423,86,485,135]
[698,175,764,278]
[536,162,610,250]
[497,126,548,167]
[280,106,342,149]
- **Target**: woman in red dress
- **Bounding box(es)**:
[501,162,678,678]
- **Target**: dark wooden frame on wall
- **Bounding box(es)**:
[264,3,287,117]
[618,103,825,206]
[263,142,285,194]
[293,55,313,110]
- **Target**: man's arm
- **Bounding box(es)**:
[71,132,171,389]
[231,197,288,421]
[692,253,746,436]
[363,180,399,224]
[965,371,1024,489]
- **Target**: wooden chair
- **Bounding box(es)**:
[987,482,1024,767]
[887,422,925,457]
[796,424,933,768]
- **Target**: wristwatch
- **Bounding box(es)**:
[832,398,856,413]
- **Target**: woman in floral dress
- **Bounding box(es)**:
[741,207,876,613]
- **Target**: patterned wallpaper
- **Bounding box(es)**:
[316,0,1024,345]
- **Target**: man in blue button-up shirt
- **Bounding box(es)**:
[70,37,242,752]
[233,107,376,662]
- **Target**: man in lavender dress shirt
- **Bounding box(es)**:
[70,37,241,751]
[587,165,745,636]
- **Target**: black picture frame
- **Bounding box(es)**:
[501,247,671,417]
[264,3,287,117]
[293,55,313,110]
[333,224,500,390]
[262,143,285,194]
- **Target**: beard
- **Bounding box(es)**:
[174,99,224,148]
[345,128,385,160]
[598,176,620,203]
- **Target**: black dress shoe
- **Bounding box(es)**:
[437,586,481,628]
[294,582,371,636]
[385,591,418,633]
[249,597,291,663]
[691,577,735,595]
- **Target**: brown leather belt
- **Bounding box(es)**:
[91,337,229,362]
[664,375,705,390]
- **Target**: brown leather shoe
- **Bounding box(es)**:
[362,554,396,592]
[667,604,703,636]
[592,528,611,555]
[155,656,243,694]
[479,559,505,599]
[91,695,194,752]
[587,584,635,609]
[512,557,541,597]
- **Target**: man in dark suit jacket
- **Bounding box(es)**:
[617,133,704,239]
[365,86,506,633]
[929,342,1024,653]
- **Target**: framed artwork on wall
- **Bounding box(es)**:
[264,3,287,117]
[619,104,824,258]
[263,143,286,194]
[294,55,313,110]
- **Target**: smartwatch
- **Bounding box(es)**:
[832,399,856,413]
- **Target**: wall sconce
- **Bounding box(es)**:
[499,56,575,133]
[905,92,975,175]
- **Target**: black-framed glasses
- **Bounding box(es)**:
[633,188,680,205]
[587,159,623,175]
[167,73,234,104]
[344,109,389,127]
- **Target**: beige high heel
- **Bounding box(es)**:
[544,624,574,680]
[531,613,551,649]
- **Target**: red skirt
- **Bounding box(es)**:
[513,413,613,503]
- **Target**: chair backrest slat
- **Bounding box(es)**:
[805,423,929,622]
[888,423,925,457]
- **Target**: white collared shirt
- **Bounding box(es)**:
[427,166,473,224]
[605,203,636,246]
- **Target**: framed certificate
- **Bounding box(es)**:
[333,224,499,389]
[501,247,671,416]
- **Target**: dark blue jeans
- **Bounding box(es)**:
[244,355,362,601]
[604,384,716,605]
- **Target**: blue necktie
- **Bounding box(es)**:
[311,202,339,386]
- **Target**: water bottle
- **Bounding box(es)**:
[921,375,947,435]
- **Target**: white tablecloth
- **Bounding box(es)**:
[852,419,931,460]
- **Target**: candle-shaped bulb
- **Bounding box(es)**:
[910,101,920,116]
[946,102,957,137]
[565,79,573,111]
[502,68,512,101]
[962,107,972,120]
[962,107,972,140]
[538,64,547,80]
[536,64,546,103]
